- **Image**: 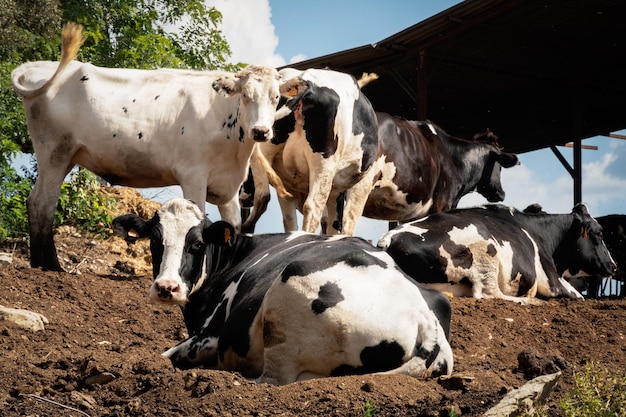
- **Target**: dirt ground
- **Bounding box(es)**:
[1,188,625,417]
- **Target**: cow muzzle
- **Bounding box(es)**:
[251,126,271,142]
[150,279,188,304]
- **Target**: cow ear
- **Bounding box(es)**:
[571,204,592,238]
[496,152,519,168]
[204,221,236,246]
[212,76,240,97]
[279,77,306,98]
[112,214,150,244]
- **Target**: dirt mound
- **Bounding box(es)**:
[1,187,625,416]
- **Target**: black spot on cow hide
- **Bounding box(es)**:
[486,243,497,257]
[414,343,441,370]
[311,282,344,314]
[138,132,143,140]
[122,107,128,114]
[239,126,244,142]
[80,75,89,82]
[331,340,405,376]
[155,95,160,100]
[442,240,473,269]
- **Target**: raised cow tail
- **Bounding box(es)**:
[12,22,85,98]
[357,72,378,89]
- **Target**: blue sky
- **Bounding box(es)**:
[11,0,626,243]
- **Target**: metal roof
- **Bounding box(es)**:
[281,0,626,155]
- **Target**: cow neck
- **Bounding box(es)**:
[518,212,576,257]
[205,233,252,278]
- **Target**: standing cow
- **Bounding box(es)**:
[113,199,453,385]
[363,114,519,221]
[241,112,518,234]
[242,67,381,235]
[378,204,617,304]
[11,23,282,271]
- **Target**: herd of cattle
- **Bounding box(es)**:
[9,23,624,384]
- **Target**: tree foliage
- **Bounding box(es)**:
[0,0,239,242]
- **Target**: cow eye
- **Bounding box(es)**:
[190,240,204,252]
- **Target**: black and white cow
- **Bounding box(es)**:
[241,67,381,235]
[363,114,519,222]
[377,203,617,303]
[241,112,518,234]
[580,215,626,297]
[113,199,453,385]
[11,23,283,271]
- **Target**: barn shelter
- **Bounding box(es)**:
[281,0,626,206]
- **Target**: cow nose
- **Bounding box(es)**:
[486,190,505,202]
[155,281,180,301]
[251,126,270,142]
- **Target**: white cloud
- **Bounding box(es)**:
[288,53,308,64]
[581,153,626,215]
[458,148,626,217]
[206,0,286,67]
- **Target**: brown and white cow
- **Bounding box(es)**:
[242,68,380,235]
[378,203,617,304]
[11,23,283,271]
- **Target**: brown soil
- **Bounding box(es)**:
[1,187,625,417]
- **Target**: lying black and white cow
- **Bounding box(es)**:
[113,199,453,385]
[377,203,617,303]
[575,214,626,297]
[11,23,283,271]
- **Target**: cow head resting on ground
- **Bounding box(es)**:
[113,198,453,385]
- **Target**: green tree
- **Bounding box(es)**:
[0,0,239,242]
[61,0,238,70]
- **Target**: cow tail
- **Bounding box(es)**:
[357,72,378,89]
[12,23,85,98]
[253,144,292,199]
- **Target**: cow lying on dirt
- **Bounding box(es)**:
[113,198,453,385]
[378,203,617,304]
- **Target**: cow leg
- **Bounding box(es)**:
[277,195,299,232]
[178,180,240,231]
[323,191,343,235]
[241,154,271,234]
[27,163,73,271]
[301,173,333,234]
[336,162,381,236]
[217,194,242,232]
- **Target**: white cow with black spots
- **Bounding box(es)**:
[11,23,283,271]
[113,198,453,385]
